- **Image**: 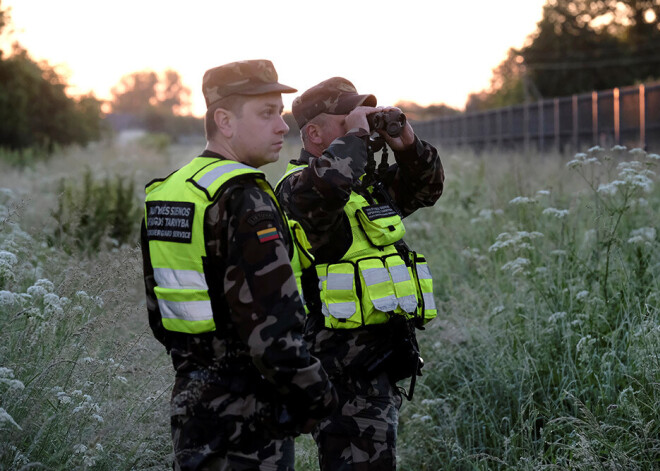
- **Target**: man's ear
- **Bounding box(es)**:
[214,108,234,138]
[305,123,323,145]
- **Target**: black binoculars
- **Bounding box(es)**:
[367,109,407,138]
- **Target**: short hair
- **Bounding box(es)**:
[300,113,330,147]
[204,94,250,140]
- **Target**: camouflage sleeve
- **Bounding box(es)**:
[381,135,445,217]
[140,219,170,351]
[277,131,370,260]
[221,181,336,419]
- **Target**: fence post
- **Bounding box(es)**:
[639,84,646,149]
[572,94,579,152]
[614,87,620,145]
[538,100,544,152]
[497,107,503,151]
[592,91,598,148]
[524,101,530,153]
[554,98,560,152]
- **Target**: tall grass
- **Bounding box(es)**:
[0,139,658,470]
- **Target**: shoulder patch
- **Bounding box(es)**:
[247,210,276,226]
[146,201,194,243]
[257,227,280,243]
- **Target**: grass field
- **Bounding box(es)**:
[0,136,658,470]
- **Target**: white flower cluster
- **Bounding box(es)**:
[489,231,544,253]
[542,207,570,219]
[597,161,655,196]
[0,250,18,284]
[627,227,657,246]
[566,152,602,169]
[508,196,538,206]
[73,442,104,467]
[0,407,22,430]
[470,208,503,224]
[0,366,25,390]
[500,257,531,275]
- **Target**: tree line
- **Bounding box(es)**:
[467,0,660,111]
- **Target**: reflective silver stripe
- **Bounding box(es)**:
[327,272,354,291]
[328,301,356,319]
[388,264,411,283]
[423,292,437,311]
[361,267,390,286]
[153,268,208,290]
[372,294,398,312]
[197,162,254,189]
[398,294,418,313]
[158,299,213,321]
[417,264,432,280]
[322,302,330,317]
[318,275,327,291]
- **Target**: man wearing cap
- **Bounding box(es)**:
[141,60,336,471]
[275,77,444,470]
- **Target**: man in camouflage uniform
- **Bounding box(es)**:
[275,78,444,470]
[141,60,336,471]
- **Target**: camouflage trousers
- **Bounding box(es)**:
[311,370,402,471]
[170,373,295,471]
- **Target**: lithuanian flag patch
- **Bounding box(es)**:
[257,227,279,243]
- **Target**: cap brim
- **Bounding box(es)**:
[241,83,297,95]
[333,93,377,114]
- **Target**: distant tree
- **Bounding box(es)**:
[394,101,460,121]
[468,0,660,110]
[109,69,191,116]
[0,4,103,156]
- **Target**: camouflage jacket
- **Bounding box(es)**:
[141,150,336,425]
[276,131,444,376]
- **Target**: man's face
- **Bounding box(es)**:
[231,93,289,168]
[317,113,348,151]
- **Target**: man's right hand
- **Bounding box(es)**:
[345,105,382,133]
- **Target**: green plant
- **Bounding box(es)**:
[48,169,141,255]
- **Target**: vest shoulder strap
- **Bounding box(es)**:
[189,160,264,201]
[275,162,306,194]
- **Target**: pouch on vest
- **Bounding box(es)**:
[411,253,437,324]
[357,258,396,325]
[318,262,362,329]
[355,205,405,247]
[383,254,418,316]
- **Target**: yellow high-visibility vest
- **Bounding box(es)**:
[277,163,437,330]
[145,158,312,334]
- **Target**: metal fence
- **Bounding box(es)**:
[413,82,660,153]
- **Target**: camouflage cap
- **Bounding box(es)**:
[292,77,377,128]
[202,59,297,108]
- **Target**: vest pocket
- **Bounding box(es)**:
[411,253,437,323]
[318,263,362,328]
[357,258,396,325]
[384,255,418,315]
[355,206,406,247]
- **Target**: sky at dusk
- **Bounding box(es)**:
[2,0,548,116]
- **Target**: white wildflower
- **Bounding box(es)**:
[542,207,569,219]
[551,250,567,256]
[0,250,17,265]
[567,159,583,169]
[0,290,15,306]
[73,444,88,454]
[611,145,627,152]
[75,290,90,300]
[648,153,660,160]
[627,227,656,245]
[92,414,104,423]
[56,391,72,404]
[536,190,551,196]
[115,375,128,384]
[95,443,103,452]
[508,196,537,205]
[629,148,646,157]
[576,335,594,352]
[574,152,588,159]
[548,312,567,323]
[597,181,620,195]
[535,266,548,274]
[32,279,55,293]
[93,296,104,308]
[588,146,604,153]
[576,290,589,301]
[0,407,22,430]
[491,305,505,315]
[501,257,530,275]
